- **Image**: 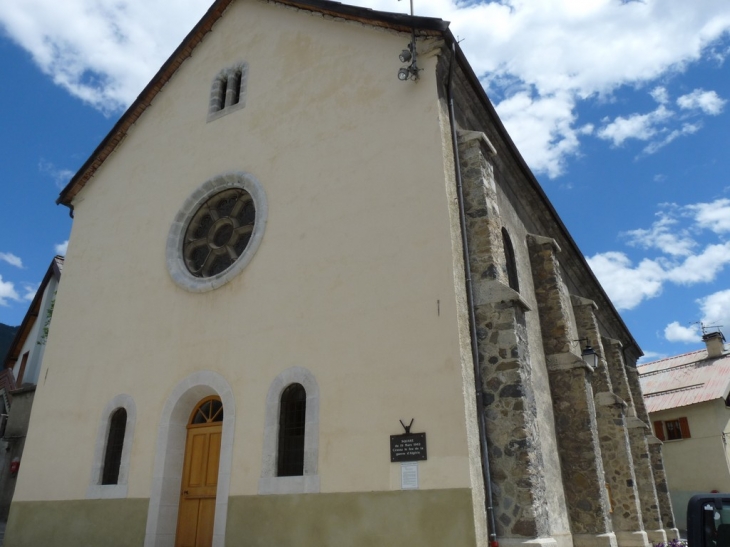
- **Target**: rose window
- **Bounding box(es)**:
[183,188,256,278]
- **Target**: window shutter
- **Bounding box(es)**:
[653,420,665,441]
[679,417,691,439]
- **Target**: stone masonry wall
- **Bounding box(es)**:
[572,299,647,547]
[625,366,671,543]
[648,440,677,535]
[458,133,552,541]
[527,235,615,547]
[603,339,636,416]
[627,422,666,544]
[626,367,651,425]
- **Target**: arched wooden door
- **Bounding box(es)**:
[175,396,223,547]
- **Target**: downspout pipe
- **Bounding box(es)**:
[57,202,74,219]
[446,41,498,547]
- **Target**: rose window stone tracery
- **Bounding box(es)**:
[166,171,267,293]
[183,188,256,278]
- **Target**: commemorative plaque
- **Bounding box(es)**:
[390,432,427,462]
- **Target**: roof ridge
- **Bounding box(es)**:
[638,348,705,367]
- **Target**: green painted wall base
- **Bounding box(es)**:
[5,498,149,547]
[4,488,476,546]
[225,489,477,547]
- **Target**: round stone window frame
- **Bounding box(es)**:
[166,172,267,292]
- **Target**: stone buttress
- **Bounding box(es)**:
[457,131,555,547]
[625,366,670,544]
[527,235,616,547]
[627,367,678,540]
[647,437,679,540]
[572,298,648,547]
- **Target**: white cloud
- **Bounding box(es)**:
[642,122,701,155]
[650,86,669,104]
[677,89,726,115]
[39,160,75,189]
[0,0,211,113]
[21,283,38,302]
[586,252,665,310]
[54,240,68,256]
[596,105,673,146]
[595,89,723,155]
[624,213,696,256]
[589,202,730,310]
[638,351,668,364]
[0,276,20,307]
[0,252,23,268]
[664,243,730,285]
[595,105,702,154]
[663,289,730,344]
[589,244,730,310]
[664,321,701,343]
[1,0,730,176]
[698,289,730,329]
[490,90,586,178]
[687,198,730,234]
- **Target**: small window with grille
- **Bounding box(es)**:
[666,419,683,440]
[277,383,306,477]
[102,408,127,485]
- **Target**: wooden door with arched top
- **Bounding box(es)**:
[175,396,223,547]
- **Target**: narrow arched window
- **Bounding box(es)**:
[502,228,519,292]
[217,76,228,111]
[231,69,242,106]
[277,383,306,477]
[208,62,249,121]
[102,408,127,485]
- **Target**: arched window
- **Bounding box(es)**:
[190,396,224,425]
[259,367,319,494]
[502,228,519,293]
[277,383,306,476]
[88,394,136,499]
[208,62,249,121]
[102,408,127,485]
[218,77,228,110]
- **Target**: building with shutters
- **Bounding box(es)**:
[4,1,676,546]
[639,330,730,532]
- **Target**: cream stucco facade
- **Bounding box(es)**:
[639,342,730,533]
[5,1,674,546]
[653,401,730,529]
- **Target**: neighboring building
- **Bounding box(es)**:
[638,331,730,532]
[0,256,63,521]
[0,324,19,364]
[5,2,675,546]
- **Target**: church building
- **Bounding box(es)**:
[5,0,677,546]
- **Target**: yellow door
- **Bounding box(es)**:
[175,397,223,547]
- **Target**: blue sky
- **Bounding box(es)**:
[0,0,729,362]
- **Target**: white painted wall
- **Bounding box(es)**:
[13,274,58,386]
